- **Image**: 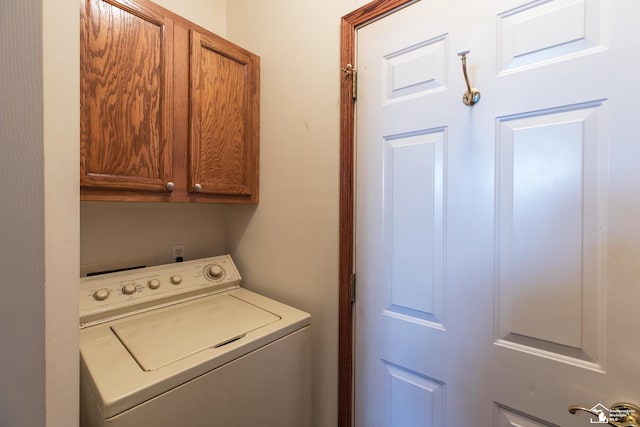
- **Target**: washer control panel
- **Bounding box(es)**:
[79,255,241,328]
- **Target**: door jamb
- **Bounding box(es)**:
[338,1,419,426]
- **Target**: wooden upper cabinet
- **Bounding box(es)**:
[80,0,174,193]
[80,0,260,203]
[189,31,260,203]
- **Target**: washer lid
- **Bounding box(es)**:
[110,294,280,371]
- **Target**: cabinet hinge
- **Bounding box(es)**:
[350,273,356,304]
[341,64,357,101]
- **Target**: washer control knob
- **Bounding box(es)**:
[206,265,224,280]
[148,279,161,290]
[170,275,182,285]
[93,289,109,301]
[122,284,137,295]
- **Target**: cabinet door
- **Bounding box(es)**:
[190,31,259,203]
[81,0,173,193]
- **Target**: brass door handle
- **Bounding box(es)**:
[569,402,640,426]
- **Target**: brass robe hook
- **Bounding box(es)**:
[457,50,481,106]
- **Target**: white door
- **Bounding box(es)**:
[354,1,640,426]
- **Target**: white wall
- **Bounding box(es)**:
[1,0,79,426]
[154,0,226,34]
[225,1,369,426]
[81,202,227,271]
[43,0,81,424]
[0,1,47,425]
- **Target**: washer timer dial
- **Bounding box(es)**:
[204,264,224,280]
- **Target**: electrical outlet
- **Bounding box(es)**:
[171,244,186,260]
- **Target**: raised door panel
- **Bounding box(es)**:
[80,0,173,193]
[189,31,259,203]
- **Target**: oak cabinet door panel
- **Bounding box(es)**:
[81,0,173,193]
[189,31,259,203]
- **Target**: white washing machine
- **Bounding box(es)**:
[79,255,311,427]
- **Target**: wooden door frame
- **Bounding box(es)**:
[338,1,419,426]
